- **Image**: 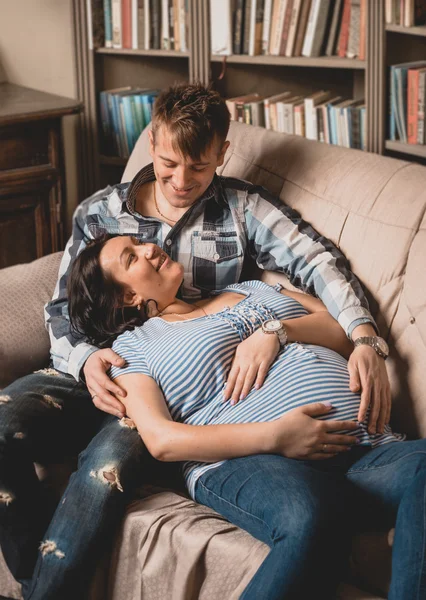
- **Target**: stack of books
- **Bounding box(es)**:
[102,0,189,51]
[100,87,159,158]
[385,0,426,27]
[390,61,426,145]
[226,90,366,150]
[210,0,366,59]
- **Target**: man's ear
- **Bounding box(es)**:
[122,289,142,308]
[217,140,230,166]
[148,129,155,158]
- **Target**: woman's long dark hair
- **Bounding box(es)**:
[67,234,147,347]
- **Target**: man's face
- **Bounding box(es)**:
[149,125,229,209]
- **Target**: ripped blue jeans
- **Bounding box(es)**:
[0,370,153,600]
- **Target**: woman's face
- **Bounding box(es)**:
[99,236,184,310]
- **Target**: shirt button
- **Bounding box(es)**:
[166,239,172,247]
[410,316,416,324]
[213,252,220,261]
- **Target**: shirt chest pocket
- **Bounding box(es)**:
[191,231,243,292]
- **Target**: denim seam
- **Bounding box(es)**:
[417,474,426,599]
[347,451,426,475]
[196,478,275,543]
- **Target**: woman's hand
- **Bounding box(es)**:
[270,402,359,460]
[348,345,391,435]
[223,328,280,405]
[83,348,127,417]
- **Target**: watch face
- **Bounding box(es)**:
[264,320,281,332]
[376,338,389,355]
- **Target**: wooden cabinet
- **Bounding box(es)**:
[0,83,82,268]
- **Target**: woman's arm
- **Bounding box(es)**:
[115,373,358,462]
[280,289,353,359]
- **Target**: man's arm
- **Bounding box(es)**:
[241,185,390,433]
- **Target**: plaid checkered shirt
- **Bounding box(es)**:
[45,163,376,380]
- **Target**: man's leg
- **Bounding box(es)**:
[346,439,426,600]
[194,454,349,600]
[0,370,96,581]
[24,413,152,600]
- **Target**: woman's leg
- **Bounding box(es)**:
[346,439,426,600]
[24,414,152,600]
[194,454,350,600]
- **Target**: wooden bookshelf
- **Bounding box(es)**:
[74,1,426,195]
[210,55,366,70]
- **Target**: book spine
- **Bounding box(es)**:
[234,0,245,54]
[131,0,138,48]
[99,91,111,151]
[249,0,257,55]
[317,106,324,142]
[253,0,264,55]
[407,69,420,144]
[338,0,351,58]
[322,104,329,142]
[418,70,426,144]
[346,0,360,59]
[294,104,305,136]
[301,0,320,57]
[151,0,161,49]
[104,0,113,47]
[293,0,311,56]
[304,97,315,139]
[310,0,332,57]
[264,99,271,129]
[161,0,169,49]
[262,0,273,54]
[243,0,252,54]
[243,103,252,124]
[325,0,343,56]
[271,0,288,56]
[236,101,246,122]
[351,107,361,149]
[121,0,132,49]
[179,0,186,51]
[285,0,302,57]
[279,0,294,55]
[137,0,145,48]
[358,0,366,60]
[144,0,150,49]
[170,0,177,51]
[390,66,396,141]
[112,0,122,48]
[118,98,130,158]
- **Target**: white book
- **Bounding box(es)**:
[249,0,257,56]
[179,0,186,52]
[285,0,303,57]
[144,0,150,50]
[262,0,273,54]
[161,0,170,49]
[304,91,331,140]
[271,0,288,56]
[210,0,233,55]
[264,90,292,129]
[112,0,122,49]
[131,0,138,49]
[302,0,331,58]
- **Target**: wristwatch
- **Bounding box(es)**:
[354,336,389,360]
[262,319,288,347]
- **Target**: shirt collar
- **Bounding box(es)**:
[124,163,228,214]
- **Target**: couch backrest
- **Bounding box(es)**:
[124,122,426,438]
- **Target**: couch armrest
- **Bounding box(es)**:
[0,252,63,388]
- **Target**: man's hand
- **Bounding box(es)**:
[83,349,127,417]
[223,328,280,404]
[271,402,359,460]
[347,345,391,434]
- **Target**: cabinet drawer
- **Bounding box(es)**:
[0,122,50,171]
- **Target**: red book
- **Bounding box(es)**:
[122,0,132,49]
[408,68,420,145]
[338,0,351,58]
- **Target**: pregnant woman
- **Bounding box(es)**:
[68,236,424,600]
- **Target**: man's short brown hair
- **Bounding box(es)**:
[151,82,230,160]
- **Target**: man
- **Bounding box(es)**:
[0,83,389,599]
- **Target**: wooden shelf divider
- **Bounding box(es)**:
[210,54,366,70]
[386,24,426,37]
[385,140,426,158]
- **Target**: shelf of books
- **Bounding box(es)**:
[385,2,426,162]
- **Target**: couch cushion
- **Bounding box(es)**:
[0,252,63,388]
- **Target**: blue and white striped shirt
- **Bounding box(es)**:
[110,281,401,499]
[45,163,375,380]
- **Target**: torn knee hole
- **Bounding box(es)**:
[89,465,123,492]
[34,368,60,377]
[0,395,11,404]
[39,540,65,558]
[42,395,62,410]
[119,417,136,430]
[0,491,14,506]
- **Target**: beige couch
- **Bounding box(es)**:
[1,120,426,599]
